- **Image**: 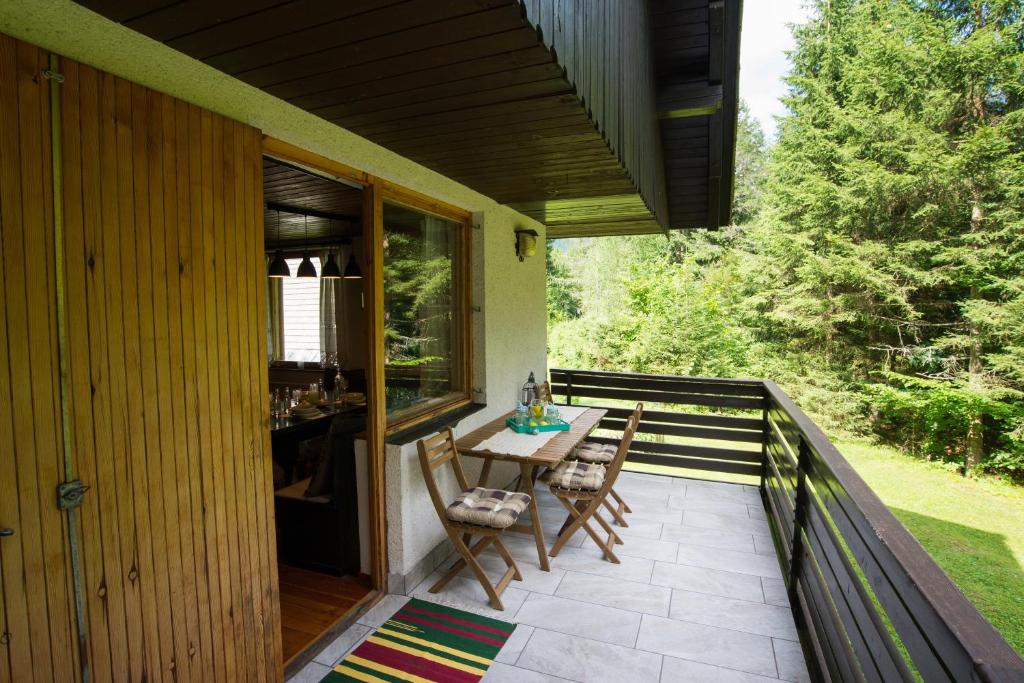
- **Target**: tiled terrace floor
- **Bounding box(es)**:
[290,472,811,683]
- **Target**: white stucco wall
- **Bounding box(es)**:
[0,1,548,585]
[385,210,548,579]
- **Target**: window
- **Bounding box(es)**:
[267,256,338,364]
[383,201,469,425]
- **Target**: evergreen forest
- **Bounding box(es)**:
[547,0,1024,480]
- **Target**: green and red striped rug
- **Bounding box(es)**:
[321,598,516,682]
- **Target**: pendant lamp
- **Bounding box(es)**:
[297,215,317,278]
[321,219,342,279]
[267,210,290,278]
[343,251,362,279]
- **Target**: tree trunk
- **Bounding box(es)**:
[965,200,985,475]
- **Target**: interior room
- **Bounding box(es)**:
[262,157,371,663]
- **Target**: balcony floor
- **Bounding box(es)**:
[290,472,811,683]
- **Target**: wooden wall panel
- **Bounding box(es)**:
[0,34,81,683]
[56,51,281,682]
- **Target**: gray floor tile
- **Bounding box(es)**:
[753,534,777,557]
[773,638,811,682]
[460,548,567,594]
[637,615,777,678]
[610,535,679,562]
[762,577,790,607]
[675,543,783,579]
[517,628,662,683]
[659,656,781,683]
[611,488,674,509]
[623,505,684,525]
[484,662,575,682]
[616,475,679,496]
[288,661,331,683]
[549,545,656,583]
[660,523,756,552]
[651,562,765,603]
[410,572,529,618]
[496,624,536,664]
[313,623,371,666]
[355,594,410,628]
[683,510,771,535]
[669,589,799,640]
[556,570,672,616]
[747,505,768,521]
[684,484,761,504]
[514,593,642,647]
[667,495,753,515]
[612,518,665,540]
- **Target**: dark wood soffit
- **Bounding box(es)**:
[653,0,742,231]
[76,0,657,228]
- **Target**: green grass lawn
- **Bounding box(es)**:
[833,439,1024,658]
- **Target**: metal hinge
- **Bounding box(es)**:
[57,480,89,510]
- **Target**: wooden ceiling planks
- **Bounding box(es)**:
[262,158,362,245]
[652,0,742,230]
[77,0,741,239]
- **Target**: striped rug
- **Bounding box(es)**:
[322,598,516,682]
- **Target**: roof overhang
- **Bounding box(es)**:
[75,0,741,238]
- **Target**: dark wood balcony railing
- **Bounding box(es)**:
[550,368,1024,683]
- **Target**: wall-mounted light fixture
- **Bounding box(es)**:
[514,227,539,262]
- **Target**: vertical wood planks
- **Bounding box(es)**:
[521,0,669,226]
[0,33,80,683]
[42,38,282,682]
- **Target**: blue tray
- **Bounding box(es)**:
[506,416,570,434]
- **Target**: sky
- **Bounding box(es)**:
[738,0,816,140]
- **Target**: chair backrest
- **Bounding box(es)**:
[598,403,643,495]
[416,428,470,522]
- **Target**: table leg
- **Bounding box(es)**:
[519,462,550,572]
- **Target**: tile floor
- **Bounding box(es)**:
[289,472,811,683]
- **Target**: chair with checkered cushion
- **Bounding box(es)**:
[446,487,531,529]
[574,442,634,527]
[548,403,644,564]
[417,428,525,611]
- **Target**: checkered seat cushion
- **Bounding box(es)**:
[446,487,531,529]
[574,441,617,465]
[548,460,606,491]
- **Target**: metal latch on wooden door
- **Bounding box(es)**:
[57,480,89,510]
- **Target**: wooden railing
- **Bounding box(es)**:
[551,368,1024,683]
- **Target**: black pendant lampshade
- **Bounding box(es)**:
[321,252,342,279]
[268,250,290,278]
[267,210,290,278]
[343,253,362,279]
[296,215,317,278]
[297,253,317,278]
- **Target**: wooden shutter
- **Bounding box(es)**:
[0,34,81,683]
[0,32,282,682]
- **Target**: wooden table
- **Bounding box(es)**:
[455,408,607,571]
[269,404,366,483]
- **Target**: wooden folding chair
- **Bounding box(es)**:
[417,428,527,611]
[547,403,644,563]
[573,442,634,528]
